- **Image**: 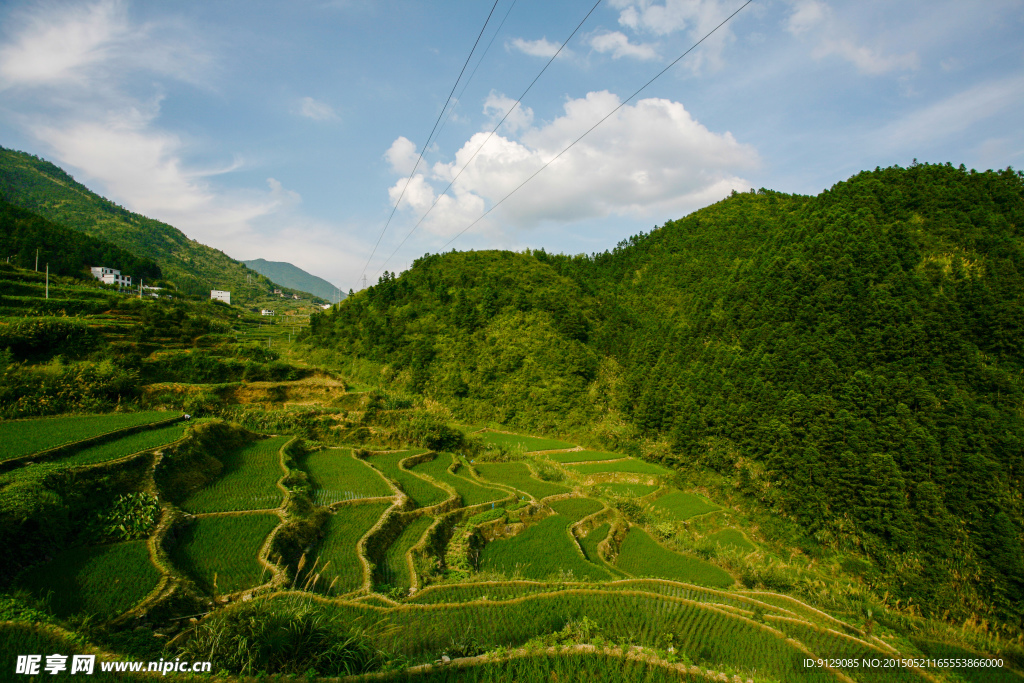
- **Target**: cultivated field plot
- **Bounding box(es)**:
[708,528,756,552]
[412,453,506,506]
[567,458,672,476]
[615,527,733,588]
[479,514,609,581]
[477,431,576,452]
[593,482,659,498]
[56,423,187,467]
[179,436,289,513]
[650,491,720,521]
[16,541,160,618]
[0,411,176,461]
[170,513,280,594]
[547,497,604,522]
[303,448,393,505]
[546,450,625,464]
[474,462,570,500]
[317,502,391,594]
[376,515,434,590]
[366,451,448,508]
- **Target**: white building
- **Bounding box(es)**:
[261,309,275,316]
[211,290,231,304]
[90,266,131,288]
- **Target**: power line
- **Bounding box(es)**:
[437,0,755,252]
[372,0,604,279]
[354,0,503,291]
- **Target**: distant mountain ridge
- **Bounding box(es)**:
[0,146,292,303]
[242,259,345,303]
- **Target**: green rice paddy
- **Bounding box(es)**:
[650,491,720,520]
[594,482,659,498]
[707,528,756,552]
[366,451,449,508]
[547,497,604,522]
[377,515,434,590]
[317,502,391,594]
[179,436,289,513]
[479,515,609,581]
[615,527,733,588]
[56,423,187,467]
[303,448,393,505]
[16,541,160,618]
[477,431,576,452]
[567,458,672,476]
[546,450,625,463]
[0,411,176,461]
[474,462,570,499]
[412,453,506,506]
[171,513,280,594]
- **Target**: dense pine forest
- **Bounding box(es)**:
[306,163,1024,626]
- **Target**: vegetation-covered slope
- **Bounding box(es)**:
[305,163,1024,625]
[0,146,283,302]
[243,258,345,302]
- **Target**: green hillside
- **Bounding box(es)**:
[0,146,281,303]
[243,258,345,303]
[0,198,161,281]
[304,163,1024,626]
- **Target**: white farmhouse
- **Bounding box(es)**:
[261,309,275,316]
[90,266,132,287]
[211,290,231,304]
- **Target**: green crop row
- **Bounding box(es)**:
[546,450,624,463]
[615,528,733,588]
[592,482,659,498]
[650,491,720,521]
[1,411,175,461]
[377,515,434,591]
[547,497,604,523]
[412,454,505,507]
[304,448,393,505]
[474,462,570,500]
[316,502,391,594]
[366,451,448,509]
[170,513,280,595]
[479,515,610,582]
[567,459,672,476]
[707,528,756,552]
[476,432,575,452]
[16,541,160,618]
[180,436,289,513]
[57,423,186,467]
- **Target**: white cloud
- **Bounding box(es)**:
[785,0,918,75]
[607,0,737,70]
[385,136,419,175]
[386,90,758,237]
[298,96,338,121]
[875,75,1024,150]
[483,91,534,134]
[508,37,568,59]
[590,31,658,60]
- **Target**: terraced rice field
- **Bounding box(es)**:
[479,515,609,581]
[303,448,393,505]
[546,450,625,463]
[547,497,604,522]
[615,527,733,588]
[171,513,280,594]
[567,458,672,476]
[0,411,176,461]
[56,423,187,467]
[593,482,659,498]
[476,431,575,452]
[16,541,161,618]
[412,454,505,506]
[474,462,570,500]
[376,515,434,590]
[650,491,720,520]
[707,528,756,552]
[317,502,391,594]
[179,436,289,513]
[366,451,449,508]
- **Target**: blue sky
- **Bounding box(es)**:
[1,0,1022,292]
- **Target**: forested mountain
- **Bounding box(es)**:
[243,258,344,302]
[306,163,1024,625]
[0,146,282,302]
[0,198,162,281]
